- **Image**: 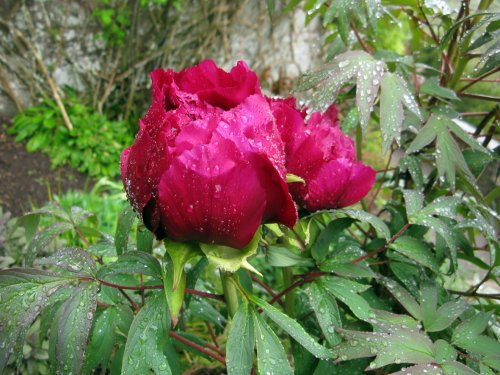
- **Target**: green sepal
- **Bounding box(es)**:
[162,240,201,327]
[199,229,262,275]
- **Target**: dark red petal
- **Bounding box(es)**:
[157,138,267,248]
[336,163,376,208]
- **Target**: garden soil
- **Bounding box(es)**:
[0,117,89,216]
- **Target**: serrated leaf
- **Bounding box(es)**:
[250,295,333,359]
[0,269,71,372]
[227,302,254,375]
[252,308,294,375]
[308,281,342,346]
[122,292,171,375]
[98,251,162,279]
[390,236,439,272]
[26,221,74,265]
[266,246,314,267]
[115,206,136,255]
[320,277,374,321]
[55,282,99,375]
[35,247,97,277]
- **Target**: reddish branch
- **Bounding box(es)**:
[168,331,226,364]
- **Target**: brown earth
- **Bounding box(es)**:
[0,117,89,217]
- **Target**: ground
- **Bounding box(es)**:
[0,117,89,216]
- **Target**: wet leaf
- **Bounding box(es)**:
[226,302,254,375]
[36,247,97,277]
[115,206,136,255]
[308,281,342,346]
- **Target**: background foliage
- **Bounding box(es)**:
[1,0,499,374]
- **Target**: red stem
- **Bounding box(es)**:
[169,331,226,364]
[205,321,220,348]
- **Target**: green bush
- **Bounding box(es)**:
[8,91,134,178]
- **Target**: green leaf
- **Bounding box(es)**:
[421,78,459,101]
[380,73,407,154]
[0,269,71,372]
[435,339,456,363]
[98,251,162,279]
[426,299,469,332]
[312,218,355,262]
[136,223,154,253]
[55,282,99,375]
[399,156,424,191]
[26,221,74,265]
[390,236,439,272]
[84,305,134,372]
[227,302,255,375]
[35,247,97,277]
[390,364,443,374]
[320,262,375,278]
[442,360,479,375]
[266,246,314,267]
[379,276,422,320]
[250,295,333,359]
[115,206,136,255]
[452,311,493,344]
[320,277,374,321]
[308,281,342,346]
[403,190,424,219]
[329,209,390,240]
[122,292,172,375]
[189,298,227,329]
[70,206,96,226]
[251,308,294,375]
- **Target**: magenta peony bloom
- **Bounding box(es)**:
[269,98,376,212]
[121,60,297,248]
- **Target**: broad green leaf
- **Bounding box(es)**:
[417,196,461,220]
[35,247,97,277]
[330,209,390,240]
[379,276,422,320]
[252,308,294,375]
[55,282,99,375]
[227,302,254,375]
[356,59,384,130]
[250,295,333,359]
[122,293,172,375]
[24,202,70,222]
[390,236,439,272]
[84,305,134,372]
[435,339,456,363]
[70,206,96,226]
[115,206,136,255]
[26,221,73,265]
[308,281,342,346]
[426,299,469,332]
[420,78,459,101]
[0,269,71,372]
[311,218,355,262]
[320,277,374,321]
[98,251,162,279]
[403,190,424,219]
[320,262,375,278]
[414,216,457,268]
[390,364,443,374]
[189,298,227,329]
[136,223,154,253]
[442,360,479,375]
[452,312,493,344]
[266,246,314,267]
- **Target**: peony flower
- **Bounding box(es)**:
[121,60,297,249]
[269,98,376,212]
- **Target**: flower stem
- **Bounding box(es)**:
[220,271,239,318]
[282,267,295,317]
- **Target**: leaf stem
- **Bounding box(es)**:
[168,331,226,364]
[282,267,295,317]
